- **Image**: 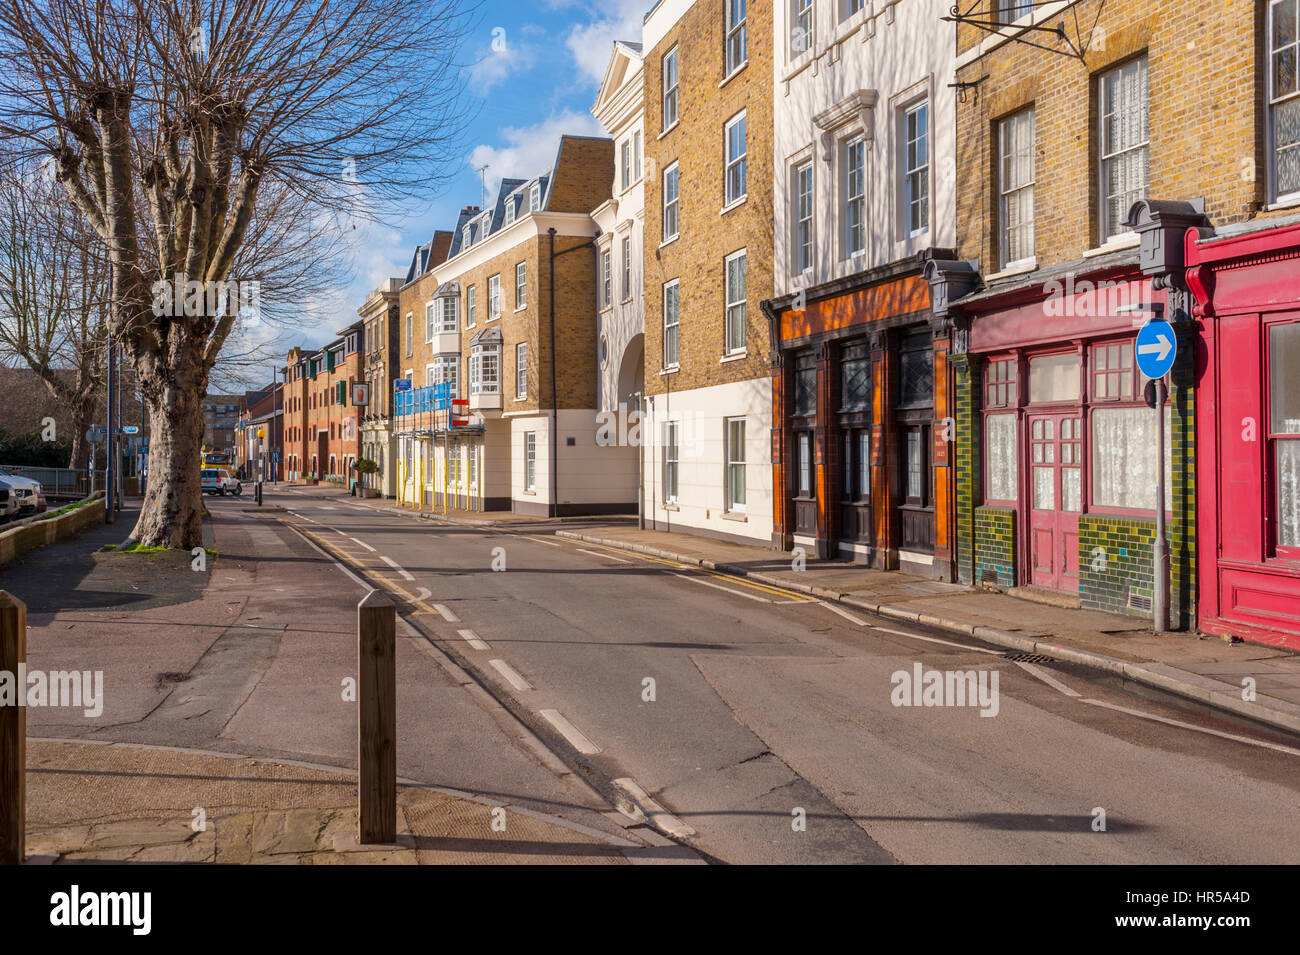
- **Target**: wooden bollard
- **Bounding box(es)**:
[0,591,26,865]
[357,589,396,844]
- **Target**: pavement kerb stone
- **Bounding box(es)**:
[554,530,1300,738]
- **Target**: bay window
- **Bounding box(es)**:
[470,342,500,395]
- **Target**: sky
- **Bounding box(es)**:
[227,0,650,386]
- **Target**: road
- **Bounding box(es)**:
[255,487,1300,865]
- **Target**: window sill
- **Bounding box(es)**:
[659,365,680,377]
[720,351,748,364]
[521,489,536,496]
[986,258,1038,282]
[488,314,502,322]
[661,501,679,511]
[832,8,868,47]
[781,48,815,83]
[720,194,748,216]
[657,120,679,141]
[514,305,527,313]
[1084,232,1140,258]
[718,60,748,90]
[659,235,679,251]
[721,510,747,522]
[1266,194,1300,212]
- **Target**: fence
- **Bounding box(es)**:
[0,466,106,499]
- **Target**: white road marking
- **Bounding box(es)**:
[489,658,532,691]
[1082,697,1300,757]
[413,587,433,602]
[458,629,491,651]
[818,601,868,626]
[577,548,632,564]
[539,709,601,755]
[524,535,562,547]
[350,537,376,552]
[1016,660,1082,697]
[288,525,369,591]
[380,555,415,581]
[870,626,1003,655]
[612,777,696,839]
[433,603,460,623]
[288,512,319,524]
[671,572,769,603]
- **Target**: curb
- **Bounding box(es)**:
[554,530,1300,738]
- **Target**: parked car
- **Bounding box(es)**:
[0,479,20,523]
[200,468,243,497]
[0,470,44,516]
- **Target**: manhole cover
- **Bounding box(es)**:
[1002,652,1057,664]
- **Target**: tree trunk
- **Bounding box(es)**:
[67,395,98,471]
[129,381,206,549]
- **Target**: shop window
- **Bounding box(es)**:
[1092,341,1134,400]
[985,358,1017,408]
[794,354,817,416]
[1091,405,1171,511]
[842,431,871,502]
[1028,352,1080,403]
[985,413,1017,502]
[840,350,870,411]
[898,334,933,408]
[1270,322,1300,551]
[797,432,812,497]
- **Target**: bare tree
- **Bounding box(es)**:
[0,0,471,547]
[0,158,109,470]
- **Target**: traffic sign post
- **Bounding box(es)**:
[1135,318,1177,634]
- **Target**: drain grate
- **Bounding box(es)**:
[1002,651,1057,664]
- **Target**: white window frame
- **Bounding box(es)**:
[725,416,746,512]
[1098,56,1149,241]
[842,0,865,19]
[663,421,679,503]
[515,342,528,399]
[998,107,1036,269]
[462,224,471,249]
[470,343,500,396]
[663,46,679,130]
[843,136,866,258]
[1269,0,1300,203]
[466,285,476,328]
[524,431,536,491]
[725,0,747,76]
[663,162,680,240]
[404,312,413,357]
[663,279,680,368]
[425,301,436,342]
[515,261,527,309]
[902,99,930,237]
[439,296,457,334]
[792,0,813,59]
[794,160,814,274]
[633,130,643,181]
[999,0,1033,23]
[433,354,459,399]
[601,250,613,308]
[621,237,632,302]
[488,274,501,319]
[621,140,632,191]
[725,111,748,205]
[724,249,746,355]
[529,183,541,211]
[504,198,516,226]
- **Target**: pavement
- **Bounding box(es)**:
[322,484,1300,736]
[0,491,698,865]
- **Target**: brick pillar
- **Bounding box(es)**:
[931,332,953,580]
[814,339,836,559]
[1169,297,1197,631]
[949,352,983,586]
[871,330,898,570]
[771,349,792,550]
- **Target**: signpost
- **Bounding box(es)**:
[1135,317,1177,633]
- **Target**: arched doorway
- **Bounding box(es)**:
[617,333,644,410]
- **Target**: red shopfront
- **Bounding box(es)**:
[964,268,1185,615]
[1187,221,1300,648]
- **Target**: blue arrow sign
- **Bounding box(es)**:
[1135,319,1177,380]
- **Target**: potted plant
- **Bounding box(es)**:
[352,457,380,497]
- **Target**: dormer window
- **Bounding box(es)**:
[462,225,472,248]
[529,183,541,211]
[505,198,516,226]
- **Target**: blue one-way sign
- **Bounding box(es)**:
[1135,319,1177,380]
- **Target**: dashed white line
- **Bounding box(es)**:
[538,709,601,755]
[671,572,769,603]
[458,629,491,651]
[1016,660,1082,697]
[524,535,562,547]
[432,603,460,623]
[350,537,376,552]
[578,548,632,564]
[612,777,696,839]
[489,658,532,692]
[380,555,415,581]
[818,601,868,626]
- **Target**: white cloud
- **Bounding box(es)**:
[468,110,606,195]
[465,30,539,95]
[564,0,646,88]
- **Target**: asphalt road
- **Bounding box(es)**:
[260,487,1300,865]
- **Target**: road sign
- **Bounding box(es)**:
[1135,319,1177,379]
[121,425,140,435]
[451,398,469,427]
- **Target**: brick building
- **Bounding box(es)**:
[760,0,959,575]
[929,0,1265,628]
[358,277,405,498]
[394,135,634,515]
[641,0,776,545]
[234,382,283,482]
[282,323,364,485]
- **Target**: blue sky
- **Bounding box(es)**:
[240,0,648,375]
